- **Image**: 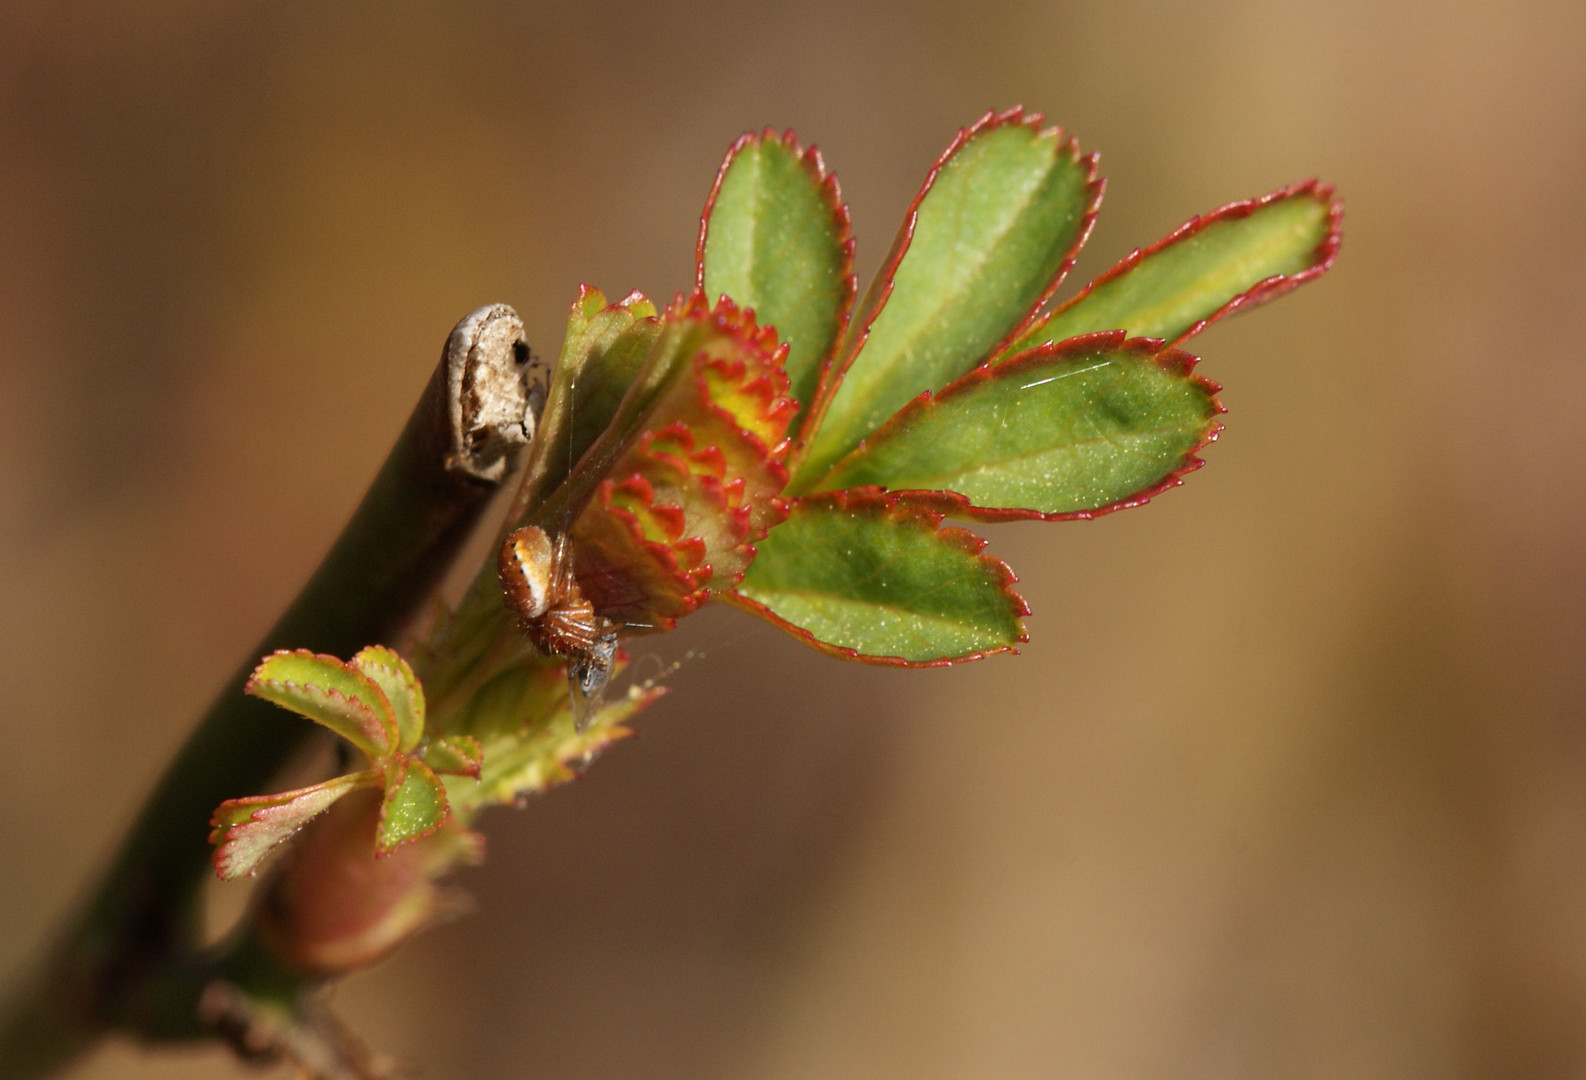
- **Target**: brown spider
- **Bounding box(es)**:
[497,525,619,724]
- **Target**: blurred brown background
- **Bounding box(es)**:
[2,1,1584,1077]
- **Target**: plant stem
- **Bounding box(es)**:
[0,306,537,1078]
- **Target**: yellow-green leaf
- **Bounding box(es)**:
[1011,180,1341,351]
[209,770,378,880]
[377,758,449,853]
[510,285,662,519]
[350,645,425,752]
[424,734,483,779]
[474,687,659,806]
[246,650,397,759]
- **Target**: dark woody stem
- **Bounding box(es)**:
[0,306,539,1080]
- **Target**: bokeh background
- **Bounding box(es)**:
[3,1,1584,1077]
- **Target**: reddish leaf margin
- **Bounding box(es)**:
[695,126,857,431]
[721,488,1031,667]
[1038,179,1343,349]
[824,331,1227,523]
[794,105,1105,466]
[376,757,451,856]
[566,291,795,629]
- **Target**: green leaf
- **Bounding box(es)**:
[474,686,659,806]
[559,288,663,478]
[246,650,397,759]
[209,770,378,880]
[377,758,449,854]
[795,108,1101,490]
[424,735,483,779]
[350,645,425,752]
[817,334,1222,519]
[728,491,1027,664]
[1010,180,1341,352]
[698,129,854,427]
[452,651,572,742]
[509,286,662,520]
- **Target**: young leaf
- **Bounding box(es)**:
[816,333,1223,519]
[697,129,855,427]
[424,735,484,779]
[557,288,664,482]
[508,286,662,522]
[795,108,1102,489]
[565,288,663,457]
[475,686,661,806]
[529,292,789,533]
[451,650,569,742]
[350,645,425,752]
[537,293,794,628]
[1010,180,1341,352]
[209,771,378,880]
[377,758,450,854]
[246,650,398,759]
[571,472,713,629]
[727,491,1028,665]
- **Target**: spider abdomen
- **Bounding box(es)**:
[541,598,603,654]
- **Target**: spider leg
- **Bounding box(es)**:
[551,531,576,600]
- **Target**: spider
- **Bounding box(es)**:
[497,525,619,725]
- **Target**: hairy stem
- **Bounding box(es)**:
[0,306,538,1079]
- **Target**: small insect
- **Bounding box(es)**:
[498,525,619,728]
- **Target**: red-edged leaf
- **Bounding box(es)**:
[727,490,1029,665]
[246,650,398,759]
[570,472,712,629]
[563,287,663,464]
[1011,180,1342,352]
[697,128,856,432]
[503,286,662,529]
[534,292,794,629]
[530,292,788,527]
[350,645,425,752]
[794,107,1103,489]
[816,333,1224,521]
[424,734,483,778]
[377,757,450,855]
[209,770,379,880]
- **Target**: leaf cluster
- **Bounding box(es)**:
[209,648,481,879]
[699,110,1340,662]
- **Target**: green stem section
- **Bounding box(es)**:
[0,344,513,1077]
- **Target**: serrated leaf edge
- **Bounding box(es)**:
[564,293,795,620]
[377,757,451,856]
[1026,179,1343,350]
[695,127,859,438]
[820,331,1226,522]
[246,648,398,758]
[425,734,484,779]
[581,475,711,628]
[533,289,791,535]
[722,489,1029,667]
[350,644,425,751]
[209,770,380,880]
[793,106,1104,472]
